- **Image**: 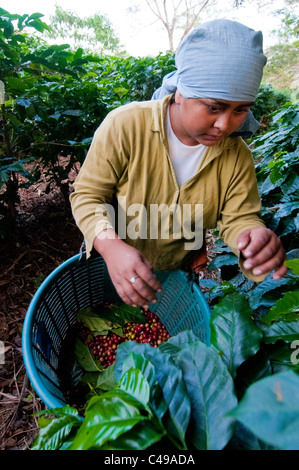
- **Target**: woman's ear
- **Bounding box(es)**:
[174,90,183,104]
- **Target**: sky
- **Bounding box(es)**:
[0,0,293,56]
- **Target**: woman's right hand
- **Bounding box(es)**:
[93,229,162,308]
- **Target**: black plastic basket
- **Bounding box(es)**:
[22,253,211,408]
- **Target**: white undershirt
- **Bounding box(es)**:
[166,105,207,187]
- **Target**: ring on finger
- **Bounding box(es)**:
[129,275,140,284]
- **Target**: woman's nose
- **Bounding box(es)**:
[213,111,232,132]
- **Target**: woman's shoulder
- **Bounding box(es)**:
[104,95,171,124]
[222,135,249,149]
[221,135,253,158]
[106,99,160,120]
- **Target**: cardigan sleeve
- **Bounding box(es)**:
[70,113,129,257]
[217,139,267,282]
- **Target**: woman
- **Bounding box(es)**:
[70,19,287,309]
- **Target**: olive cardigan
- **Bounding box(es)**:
[70,94,266,281]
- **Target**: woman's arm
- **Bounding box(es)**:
[71,112,162,307]
[218,140,287,281]
[94,229,162,308]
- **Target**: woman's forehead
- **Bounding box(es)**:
[200,98,255,107]
[180,95,255,107]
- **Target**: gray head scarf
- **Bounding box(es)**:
[152,19,267,137]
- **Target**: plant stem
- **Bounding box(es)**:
[1,103,18,228]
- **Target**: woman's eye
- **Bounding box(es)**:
[235,108,250,114]
[208,106,221,113]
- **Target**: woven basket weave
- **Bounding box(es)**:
[22,253,211,408]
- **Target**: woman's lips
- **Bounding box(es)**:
[204,134,223,141]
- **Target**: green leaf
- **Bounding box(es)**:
[208,253,238,271]
[276,201,299,218]
[74,339,104,372]
[114,341,191,449]
[28,12,45,20]
[176,340,237,450]
[26,18,49,33]
[73,47,84,60]
[69,393,147,450]
[285,259,299,275]
[119,351,168,423]
[248,276,291,310]
[93,302,144,326]
[262,319,299,344]
[210,292,263,378]
[6,76,27,92]
[121,351,156,389]
[229,371,299,450]
[31,406,82,450]
[80,137,93,145]
[100,420,166,450]
[209,281,236,299]
[16,98,32,107]
[3,161,26,173]
[33,404,79,418]
[96,363,116,390]
[150,383,169,422]
[112,301,145,324]
[4,21,14,38]
[158,330,199,358]
[258,174,277,196]
[262,291,299,324]
[281,172,299,197]
[269,160,285,184]
[113,87,129,96]
[0,8,10,15]
[118,367,150,408]
[76,307,115,332]
[279,216,297,237]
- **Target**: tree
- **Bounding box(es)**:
[139,0,216,51]
[47,5,124,55]
[128,0,264,52]
[262,5,299,90]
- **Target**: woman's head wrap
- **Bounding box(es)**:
[153,19,267,137]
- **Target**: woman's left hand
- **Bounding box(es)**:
[237,227,288,280]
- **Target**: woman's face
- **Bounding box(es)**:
[170,91,254,146]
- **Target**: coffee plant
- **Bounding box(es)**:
[251,83,290,130]
[0,8,175,236]
[254,102,299,250]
